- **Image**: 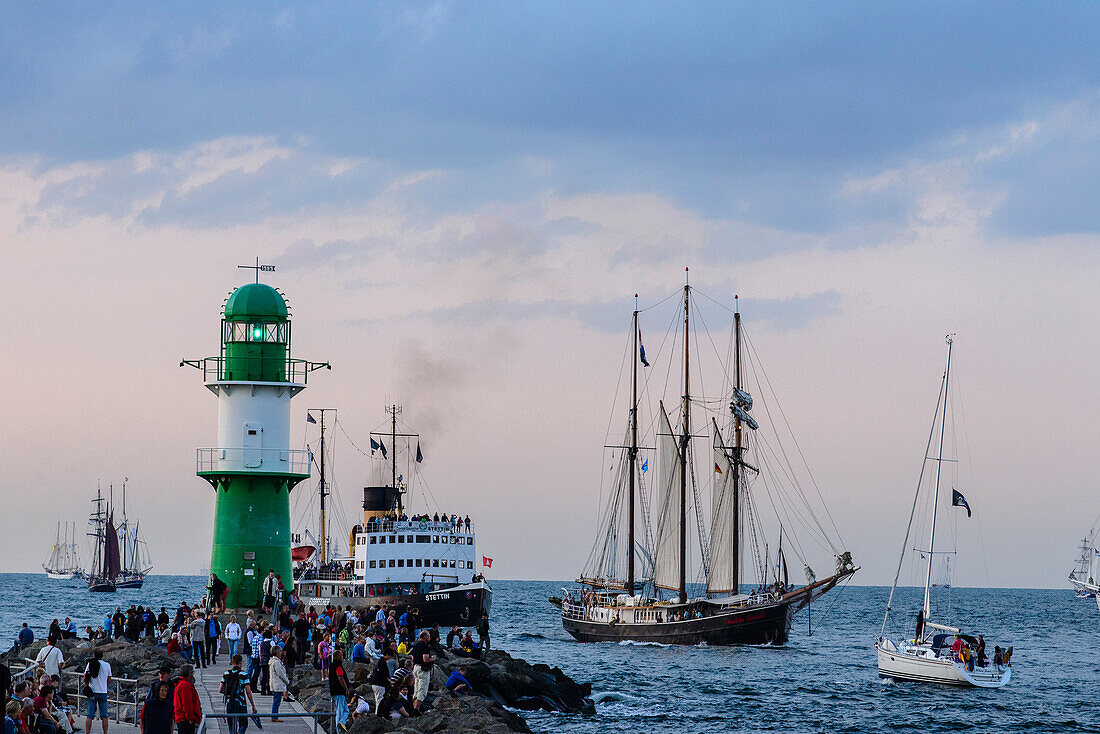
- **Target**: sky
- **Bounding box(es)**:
[0,2,1096,588]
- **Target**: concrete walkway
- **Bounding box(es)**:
[193,655,321,734]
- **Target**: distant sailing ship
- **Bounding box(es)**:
[85,482,153,592]
[42,522,82,580]
[555,279,857,645]
[1069,527,1100,610]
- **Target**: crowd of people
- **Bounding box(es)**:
[363,514,472,533]
[4,581,493,734]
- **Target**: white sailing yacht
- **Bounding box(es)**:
[876,336,1011,688]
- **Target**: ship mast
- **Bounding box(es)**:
[732,299,742,594]
[391,405,399,500]
[627,297,639,596]
[923,336,953,619]
[311,408,336,564]
[679,276,690,604]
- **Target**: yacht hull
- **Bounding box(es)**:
[563,599,792,646]
[876,641,1011,688]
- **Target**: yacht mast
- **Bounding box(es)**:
[627,298,639,596]
[923,336,953,618]
[679,277,690,604]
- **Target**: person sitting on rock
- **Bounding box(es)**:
[446,666,472,696]
[458,632,480,659]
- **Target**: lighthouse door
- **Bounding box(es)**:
[243,422,262,468]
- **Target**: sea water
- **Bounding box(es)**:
[2,575,1094,733]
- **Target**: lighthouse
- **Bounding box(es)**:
[183,274,328,608]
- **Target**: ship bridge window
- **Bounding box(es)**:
[432,536,439,544]
[388,560,396,568]
[406,535,413,543]
[432,560,439,567]
[448,560,456,568]
[416,535,430,544]
[397,536,405,544]
[457,560,465,569]
[415,559,422,567]
[369,561,376,569]
[398,559,404,567]
[466,537,473,545]
[370,537,376,545]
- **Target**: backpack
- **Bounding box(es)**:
[222,671,241,704]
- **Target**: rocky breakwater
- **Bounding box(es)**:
[5,637,189,722]
[290,648,594,734]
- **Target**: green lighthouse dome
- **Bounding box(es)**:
[224,283,289,323]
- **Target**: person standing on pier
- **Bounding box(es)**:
[82,650,111,734]
[328,649,350,731]
[225,616,242,659]
[205,613,222,666]
[172,666,201,734]
[268,647,289,723]
[262,571,278,614]
[219,656,257,734]
[188,615,206,669]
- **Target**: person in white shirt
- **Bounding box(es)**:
[83,650,112,734]
[36,636,65,678]
[225,616,243,659]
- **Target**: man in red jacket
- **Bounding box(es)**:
[172,665,202,734]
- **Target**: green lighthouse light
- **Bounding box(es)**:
[253,326,265,340]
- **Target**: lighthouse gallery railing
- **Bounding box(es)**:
[196,447,311,474]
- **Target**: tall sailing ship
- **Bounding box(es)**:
[1069,527,1100,610]
[555,279,857,645]
[42,522,82,580]
[293,406,492,627]
[114,482,153,589]
[86,488,121,593]
[875,337,1012,687]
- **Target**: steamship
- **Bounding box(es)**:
[293,407,491,627]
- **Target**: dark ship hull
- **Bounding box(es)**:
[88,577,117,593]
[299,582,492,628]
[562,599,793,645]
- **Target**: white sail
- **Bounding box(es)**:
[707,419,738,594]
[651,403,682,592]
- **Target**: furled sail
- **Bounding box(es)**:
[707,419,738,594]
[103,515,122,580]
[652,403,682,592]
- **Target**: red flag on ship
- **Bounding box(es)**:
[714,463,723,474]
[482,556,493,568]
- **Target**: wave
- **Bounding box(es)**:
[515,632,550,640]
[617,640,671,647]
